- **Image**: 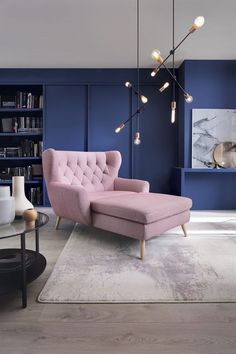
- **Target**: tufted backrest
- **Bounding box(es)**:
[42,149,122,192]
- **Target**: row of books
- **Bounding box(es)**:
[0,140,43,158]
[0,116,43,133]
[0,92,43,109]
[26,187,42,205]
[21,139,43,157]
[0,164,43,181]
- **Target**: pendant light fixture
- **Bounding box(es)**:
[115,0,148,144]
[151,0,205,120]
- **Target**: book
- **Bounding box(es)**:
[1,118,13,132]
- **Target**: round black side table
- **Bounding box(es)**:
[0,212,49,308]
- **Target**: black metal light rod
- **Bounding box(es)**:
[155,31,192,71]
[123,105,145,125]
[161,61,187,95]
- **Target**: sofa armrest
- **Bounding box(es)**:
[114,177,150,193]
[49,182,91,225]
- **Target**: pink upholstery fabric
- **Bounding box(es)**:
[43,149,121,192]
[114,177,149,193]
[92,210,190,240]
[88,190,136,202]
[49,182,91,225]
[91,193,192,224]
[43,149,123,224]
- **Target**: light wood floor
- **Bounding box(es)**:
[0,209,236,354]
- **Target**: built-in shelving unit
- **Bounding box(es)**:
[0,84,44,206]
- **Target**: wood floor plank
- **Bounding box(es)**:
[1,322,236,354]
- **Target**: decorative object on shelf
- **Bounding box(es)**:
[12,176,33,216]
[151,0,204,122]
[23,208,38,228]
[0,186,15,226]
[192,109,236,168]
[204,161,223,169]
[213,142,236,168]
[115,0,148,144]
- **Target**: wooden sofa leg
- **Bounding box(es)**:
[55,216,61,230]
[140,240,145,260]
[181,224,187,237]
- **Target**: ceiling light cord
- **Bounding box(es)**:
[172,0,176,103]
[136,0,140,136]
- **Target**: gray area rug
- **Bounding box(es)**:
[38,218,236,303]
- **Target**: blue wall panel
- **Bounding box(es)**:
[44,85,87,151]
[133,85,178,193]
[89,85,131,178]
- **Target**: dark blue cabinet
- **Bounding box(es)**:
[44,85,87,151]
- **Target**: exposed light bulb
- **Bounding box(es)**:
[184,93,193,103]
[194,16,205,28]
[151,68,159,77]
[159,82,170,92]
[140,95,148,104]
[171,101,176,124]
[125,81,132,88]
[115,123,125,133]
[151,49,163,63]
[134,132,141,145]
[189,15,205,32]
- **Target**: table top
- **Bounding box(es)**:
[0,212,49,240]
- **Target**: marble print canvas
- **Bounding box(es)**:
[192,109,236,168]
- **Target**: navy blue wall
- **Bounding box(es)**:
[179,60,236,167]
[177,60,236,209]
[0,69,178,197]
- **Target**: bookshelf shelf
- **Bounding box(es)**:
[0,108,42,113]
[0,84,44,205]
[0,157,42,161]
[0,180,42,185]
[0,133,43,138]
[0,133,42,137]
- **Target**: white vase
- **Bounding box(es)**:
[12,176,33,216]
[0,186,15,225]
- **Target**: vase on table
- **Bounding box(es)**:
[0,186,15,225]
[12,176,33,217]
[23,208,38,228]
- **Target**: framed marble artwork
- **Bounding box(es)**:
[192,109,236,168]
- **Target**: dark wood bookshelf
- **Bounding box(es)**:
[0,84,44,206]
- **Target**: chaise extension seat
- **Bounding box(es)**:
[43,149,192,259]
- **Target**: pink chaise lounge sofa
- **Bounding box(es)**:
[43,149,192,259]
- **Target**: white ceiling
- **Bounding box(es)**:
[0,0,235,68]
